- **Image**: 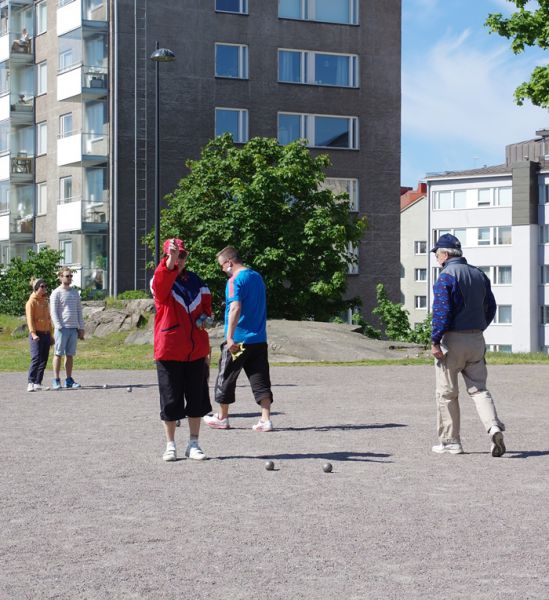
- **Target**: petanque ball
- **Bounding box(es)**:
[102,384,108,389]
[265,460,275,471]
[322,462,333,473]
[127,386,132,392]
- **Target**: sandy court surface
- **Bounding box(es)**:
[1,365,548,599]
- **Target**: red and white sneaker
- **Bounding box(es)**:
[252,419,273,432]
[203,413,230,430]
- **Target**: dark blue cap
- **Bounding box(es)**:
[431,233,461,253]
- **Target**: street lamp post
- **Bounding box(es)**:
[150,42,176,266]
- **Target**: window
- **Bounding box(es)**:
[415,295,427,310]
[60,176,73,203]
[432,267,441,281]
[347,243,359,274]
[496,187,512,207]
[433,228,466,247]
[415,268,427,282]
[279,0,359,25]
[0,181,8,213]
[60,239,73,264]
[541,225,549,244]
[36,242,47,252]
[278,49,358,87]
[36,182,47,215]
[414,241,427,255]
[433,189,467,210]
[479,266,512,285]
[215,108,248,143]
[494,305,512,324]
[477,226,511,246]
[36,61,47,96]
[478,189,491,207]
[487,344,512,353]
[215,44,248,79]
[216,0,248,13]
[59,113,73,138]
[322,178,359,211]
[36,1,47,35]
[59,30,81,72]
[495,226,511,245]
[278,112,359,149]
[36,122,47,155]
[495,266,512,285]
[542,265,549,284]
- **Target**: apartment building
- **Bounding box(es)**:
[0,0,401,317]
[426,130,549,353]
[400,182,427,326]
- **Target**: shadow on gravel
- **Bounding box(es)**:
[217,451,392,463]
[229,412,284,418]
[276,422,407,432]
[84,384,158,390]
[506,450,549,459]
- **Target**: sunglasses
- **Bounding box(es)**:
[63,274,73,278]
[39,284,47,288]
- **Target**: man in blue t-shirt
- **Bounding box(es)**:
[204,246,274,432]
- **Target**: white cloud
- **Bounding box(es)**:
[403,29,549,163]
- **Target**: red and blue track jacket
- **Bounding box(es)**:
[151,258,212,362]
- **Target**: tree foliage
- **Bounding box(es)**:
[354,283,431,345]
[147,135,366,320]
[486,1,549,107]
[0,248,63,316]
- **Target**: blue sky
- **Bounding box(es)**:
[402,0,549,185]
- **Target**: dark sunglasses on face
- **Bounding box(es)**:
[39,284,47,288]
[63,275,73,278]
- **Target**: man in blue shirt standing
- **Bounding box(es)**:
[204,246,274,431]
[431,233,506,457]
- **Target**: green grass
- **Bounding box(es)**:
[2,315,549,371]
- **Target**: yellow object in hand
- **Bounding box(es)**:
[231,343,245,360]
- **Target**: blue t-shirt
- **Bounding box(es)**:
[224,268,267,344]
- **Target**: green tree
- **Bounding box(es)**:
[486,1,549,107]
[147,135,366,320]
[0,248,63,315]
[354,283,432,345]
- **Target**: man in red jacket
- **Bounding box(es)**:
[151,238,213,461]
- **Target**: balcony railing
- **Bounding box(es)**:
[57,131,109,166]
[57,196,109,232]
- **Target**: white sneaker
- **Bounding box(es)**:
[490,427,506,457]
[432,442,464,454]
[252,419,273,432]
[162,444,177,462]
[185,440,207,460]
[203,413,230,430]
[33,383,49,391]
[26,382,34,392]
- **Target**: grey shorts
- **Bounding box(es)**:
[54,328,78,356]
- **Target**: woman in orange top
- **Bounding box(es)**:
[25,278,53,392]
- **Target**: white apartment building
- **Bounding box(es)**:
[426,131,549,353]
[400,183,428,327]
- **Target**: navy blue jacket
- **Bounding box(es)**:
[431,257,496,344]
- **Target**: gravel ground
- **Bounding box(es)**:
[1,365,548,600]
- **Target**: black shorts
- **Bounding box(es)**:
[156,358,212,421]
[214,342,273,405]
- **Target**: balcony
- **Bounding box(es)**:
[57,131,108,166]
[57,0,107,37]
[57,65,108,101]
[0,151,34,182]
[9,92,33,124]
[0,32,33,62]
[57,196,108,233]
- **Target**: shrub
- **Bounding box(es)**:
[117,290,150,300]
[0,249,63,316]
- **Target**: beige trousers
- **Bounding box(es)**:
[435,331,504,444]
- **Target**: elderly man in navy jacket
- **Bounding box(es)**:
[431,233,506,457]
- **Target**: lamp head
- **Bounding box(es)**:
[150,48,176,62]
